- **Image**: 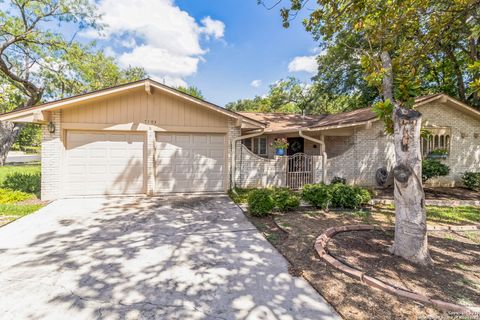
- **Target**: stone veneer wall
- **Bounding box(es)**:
[325,102,480,187]
[41,111,63,200]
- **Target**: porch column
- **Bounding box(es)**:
[275,155,287,187]
[146,128,156,195]
[312,155,324,184]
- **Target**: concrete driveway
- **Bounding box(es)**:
[0,196,339,320]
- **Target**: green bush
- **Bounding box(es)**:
[302,183,371,209]
[422,159,450,182]
[302,184,332,209]
[462,172,480,191]
[0,188,34,204]
[273,188,300,212]
[2,172,41,196]
[247,189,275,217]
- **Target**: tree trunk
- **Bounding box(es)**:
[380,51,432,266]
[0,121,24,166]
[390,107,432,265]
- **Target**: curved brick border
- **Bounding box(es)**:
[315,224,480,313]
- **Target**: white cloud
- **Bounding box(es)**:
[82,0,225,86]
[288,55,318,74]
[200,16,225,40]
[251,79,262,88]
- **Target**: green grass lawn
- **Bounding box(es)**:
[374,204,480,225]
[0,164,43,227]
[0,163,40,184]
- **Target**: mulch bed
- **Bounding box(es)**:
[375,187,480,201]
[329,229,480,307]
[246,210,480,320]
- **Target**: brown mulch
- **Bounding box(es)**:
[246,210,480,320]
[374,187,480,201]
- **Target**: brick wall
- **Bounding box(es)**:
[325,102,480,187]
[235,144,287,188]
[41,111,63,200]
[418,103,480,186]
[227,119,241,189]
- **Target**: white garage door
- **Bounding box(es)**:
[155,133,226,193]
[64,131,145,196]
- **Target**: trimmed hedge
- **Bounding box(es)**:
[273,188,300,212]
[247,189,275,217]
[422,159,450,182]
[462,172,480,192]
[302,183,371,209]
[2,172,41,196]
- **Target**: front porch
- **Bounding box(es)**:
[233,127,359,190]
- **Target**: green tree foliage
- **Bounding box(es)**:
[13,124,41,150]
[175,86,205,99]
[270,0,480,109]
[226,77,355,114]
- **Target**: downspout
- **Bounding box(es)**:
[231,129,265,189]
[299,130,328,183]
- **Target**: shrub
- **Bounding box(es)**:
[422,159,450,182]
[331,176,346,184]
[0,188,34,204]
[273,188,300,212]
[302,183,371,209]
[247,189,275,217]
[462,172,480,191]
[2,172,41,196]
[329,184,361,209]
[302,184,331,209]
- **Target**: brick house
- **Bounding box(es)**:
[235,94,480,189]
[0,79,478,200]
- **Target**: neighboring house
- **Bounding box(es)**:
[0,79,478,200]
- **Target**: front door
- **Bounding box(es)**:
[287,137,304,155]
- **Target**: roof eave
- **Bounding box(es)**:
[0,79,266,128]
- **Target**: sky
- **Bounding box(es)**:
[79,0,320,106]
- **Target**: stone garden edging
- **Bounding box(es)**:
[315,224,480,314]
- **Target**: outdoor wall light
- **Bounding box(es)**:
[47,121,55,134]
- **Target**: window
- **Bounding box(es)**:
[422,127,451,158]
[243,137,267,156]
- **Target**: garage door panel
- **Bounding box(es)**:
[156,180,224,193]
[155,132,226,193]
[65,131,145,196]
[156,172,224,181]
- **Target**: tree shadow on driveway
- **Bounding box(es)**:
[0,196,339,320]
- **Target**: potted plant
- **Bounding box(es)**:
[271,138,289,156]
[427,149,449,160]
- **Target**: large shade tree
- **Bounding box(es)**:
[0,0,146,165]
[264,0,479,265]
